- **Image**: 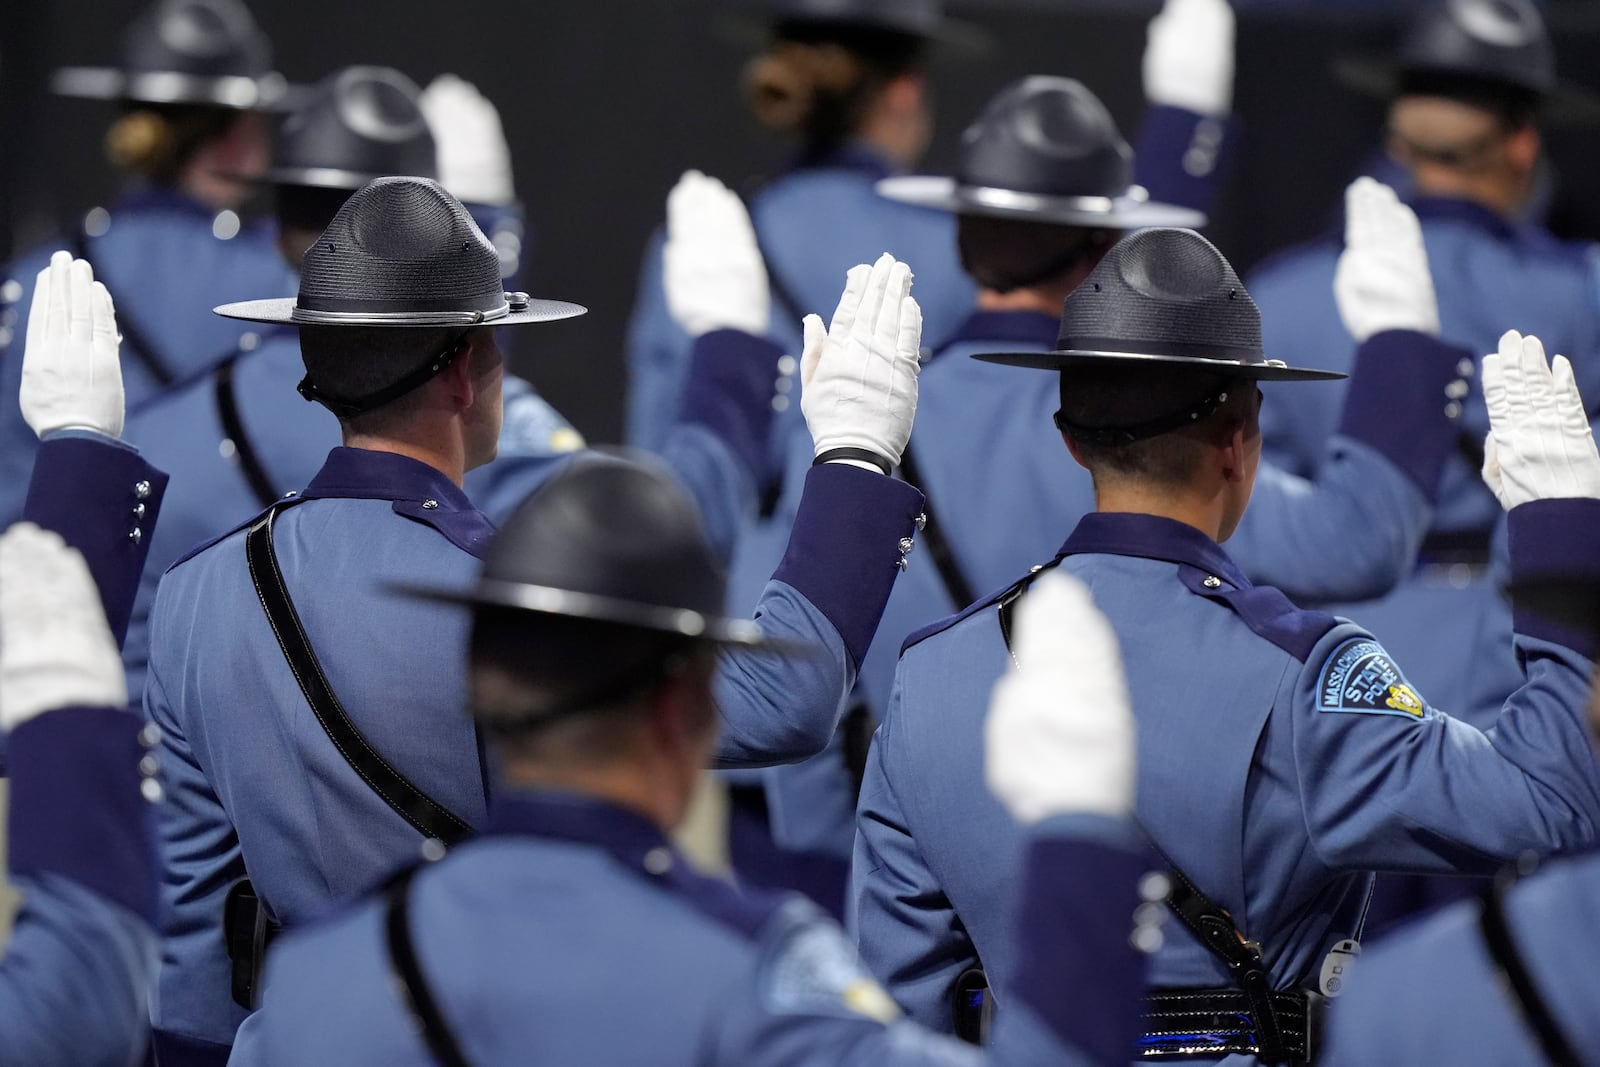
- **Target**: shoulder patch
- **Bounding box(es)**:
[1316,637,1431,719]
[760,915,902,1024]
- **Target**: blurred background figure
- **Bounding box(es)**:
[0,0,303,525]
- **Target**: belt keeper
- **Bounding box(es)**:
[813,447,892,476]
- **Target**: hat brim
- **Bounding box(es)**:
[213,297,588,327]
[973,347,1346,382]
[714,11,990,58]
[1332,55,1600,126]
[877,175,1208,229]
[389,577,799,652]
[52,66,310,112]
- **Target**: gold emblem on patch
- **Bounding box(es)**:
[842,980,902,1023]
[1384,684,1424,717]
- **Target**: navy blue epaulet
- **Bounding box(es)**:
[664,859,794,944]
[1177,565,1341,662]
[166,500,279,573]
[901,569,1045,656]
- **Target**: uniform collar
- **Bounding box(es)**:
[790,139,897,180]
[1057,512,1249,589]
[485,789,671,862]
[940,309,1059,354]
[302,446,473,508]
[112,183,225,222]
[1407,196,1517,241]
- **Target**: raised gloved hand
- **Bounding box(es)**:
[800,253,922,470]
[985,571,1137,824]
[420,74,516,206]
[1334,177,1440,343]
[0,523,127,731]
[1143,0,1235,117]
[1481,329,1600,509]
[21,250,124,439]
[663,170,771,338]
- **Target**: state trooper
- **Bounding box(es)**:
[0,252,168,1066]
[145,175,928,1062]
[225,453,1157,1067]
[720,78,1470,916]
[852,227,1600,1063]
[1249,0,1600,727]
[113,66,596,698]
[0,0,302,524]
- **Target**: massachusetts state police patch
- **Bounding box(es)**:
[1316,637,1430,719]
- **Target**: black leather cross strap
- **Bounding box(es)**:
[246,502,473,844]
[1478,863,1582,1067]
[68,228,177,388]
[385,864,475,1067]
[214,357,280,510]
[897,443,979,610]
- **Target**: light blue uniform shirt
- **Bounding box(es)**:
[227,791,1151,1067]
[0,186,296,525]
[1249,196,1600,724]
[852,506,1600,1047]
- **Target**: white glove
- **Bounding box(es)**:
[1143,0,1235,117]
[800,253,922,469]
[1334,177,1440,342]
[1480,330,1600,509]
[985,571,1137,823]
[663,170,771,338]
[0,523,127,731]
[420,74,516,206]
[21,250,124,439]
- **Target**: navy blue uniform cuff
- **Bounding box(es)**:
[1132,105,1237,214]
[152,1029,235,1067]
[23,436,167,648]
[1337,330,1469,500]
[1508,498,1600,656]
[7,706,158,924]
[679,329,783,491]
[1014,816,1150,1065]
[771,464,925,669]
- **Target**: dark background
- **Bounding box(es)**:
[4,0,1599,441]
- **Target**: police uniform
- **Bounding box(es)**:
[146,178,925,1062]
[2,431,166,1065]
[753,79,1445,913]
[0,0,302,526]
[850,230,1600,1062]
[221,451,1153,1067]
[1249,0,1600,728]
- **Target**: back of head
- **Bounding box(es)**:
[744,20,926,151]
[99,0,278,181]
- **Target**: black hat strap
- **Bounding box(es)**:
[298,326,476,419]
[1053,385,1234,447]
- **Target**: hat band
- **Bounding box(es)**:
[952,182,1149,217]
[1055,335,1267,364]
[289,294,527,326]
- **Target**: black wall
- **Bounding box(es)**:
[4,1,1599,441]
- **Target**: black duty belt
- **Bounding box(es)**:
[1141,987,1320,1061]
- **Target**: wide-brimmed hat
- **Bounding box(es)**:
[878,77,1205,230]
[975,228,1342,383]
[258,66,435,191]
[722,0,988,55]
[1336,0,1600,125]
[53,0,303,112]
[395,453,782,649]
[214,176,584,327]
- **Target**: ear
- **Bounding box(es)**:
[883,71,926,115]
[1504,123,1541,175]
[1217,416,1247,484]
[437,336,479,414]
[1061,431,1091,469]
